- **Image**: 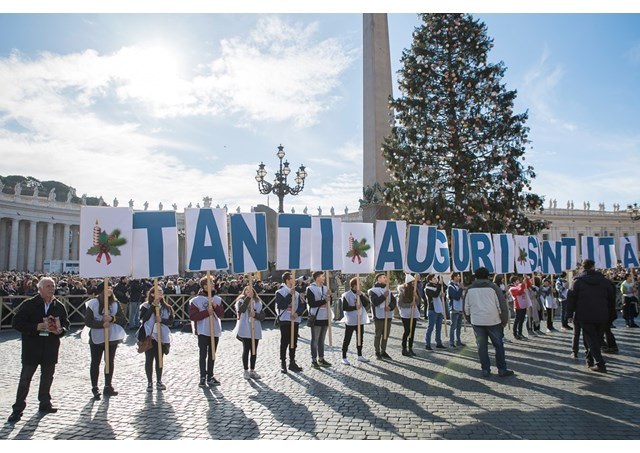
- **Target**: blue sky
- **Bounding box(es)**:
[0,12,639,214]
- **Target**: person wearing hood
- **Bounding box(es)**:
[567,259,616,373]
[463,267,514,378]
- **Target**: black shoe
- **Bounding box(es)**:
[7,412,22,423]
[481,370,491,378]
[589,365,607,373]
[92,387,101,400]
[436,344,446,349]
[498,370,515,377]
[318,359,332,367]
[562,325,573,331]
[312,360,321,369]
[38,406,58,414]
[103,386,118,397]
[409,350,416,356]
[146,382,153,392]
[207,377,220,386]
[425,345,433,351]
[198,377,207,387]
[375,352,382,360]
[631,323,640,328]
[289,363,303,372]
[402,349,411,356]
[381,352,392,360]
[603,348,619,354]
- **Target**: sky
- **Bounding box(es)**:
[1,7,639,215]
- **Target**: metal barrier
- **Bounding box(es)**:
[0,293,286,331]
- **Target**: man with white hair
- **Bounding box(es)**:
[7,277,69,423]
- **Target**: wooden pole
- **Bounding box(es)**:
[383,270,390,340]
[325,271,333,346]
[441,276,448,337]
[154,278,163,369]
[206,271,216,362]
[290,270,296,354]
[356,274,362,347]
[103,277,110,375]
[550,273,555,328]
[409,274,417,340]
[504,274,511,330]
[249,273,256,356]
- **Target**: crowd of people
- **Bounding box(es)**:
[4,263,639,424]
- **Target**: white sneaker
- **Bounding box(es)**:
[249,371,261,380]
[243,370,251,380]
[357,355,370,363]
[341,358,350,365]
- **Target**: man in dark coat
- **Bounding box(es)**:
[567,259,616,373]
[7,277,70,423]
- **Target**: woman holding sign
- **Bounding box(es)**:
[306,271,333,369]
[83,281,126,400]
[275,272,306,373]
[139,287,174,392]
[340,277,371,365]
[233,285,266,379]
[188,277,224,387]
[398,274,420,356]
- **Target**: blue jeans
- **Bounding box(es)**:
[449,311,463,345]
[425,310,443,346]
[128,301,140,329]
[472,324,507,373]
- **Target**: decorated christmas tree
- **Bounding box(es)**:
[383,13,548,234]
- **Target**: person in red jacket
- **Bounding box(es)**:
[509,276,532,340]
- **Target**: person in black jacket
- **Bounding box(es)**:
[127,279,144,330]
[567,259,616,373]
[368,273,397,360]
[7,277,70,423]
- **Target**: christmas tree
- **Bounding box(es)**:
[383,13,547,235]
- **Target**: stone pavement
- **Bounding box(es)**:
[0,318,639,440]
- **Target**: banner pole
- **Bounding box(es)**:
[206,271,216,363]
[384,270,390,340]
[409,273,417,340]
[505,273,511,331]
[103,277,110,375]
[249,273,255,356]
[290,270,296,355]
[154,278,163,369]
[325,271,333,347]
[442,275,449,337]
[356,273,362,347]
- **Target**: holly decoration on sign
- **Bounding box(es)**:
[346,233,371,264]
[517,247,528,266]
[86,221,127,265]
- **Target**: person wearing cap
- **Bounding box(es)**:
[340,276,371,364]
[7,277,70,424]
[83,281,127,400]
[368,273,397,360]
[189,276,224,387]
[397,274,421,356]
[463,267,514,378]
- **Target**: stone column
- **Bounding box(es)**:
[45,222,54,263]
[27,220,37,271]
[35,222,44,272]
[0,219,6,270]
[8,218,19,270]
[71,225,79,260]
[62,223,70,261]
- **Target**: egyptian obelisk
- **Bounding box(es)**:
[362,13,393,223]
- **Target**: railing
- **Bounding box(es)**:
[0,292,344,331]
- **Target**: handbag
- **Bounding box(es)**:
[137,335,152,353]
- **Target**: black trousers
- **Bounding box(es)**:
[198,335,219,379]
[241,338,260,370]
[601,325,618,350]
[513,309,527,336]
[90,342,118,388]
[12,363,56,413]
[572,320,583,354]
[546,308,555,330]
[401,318,417,351]
[582,322,606,368]
[279,322,300,363]
[144,340,164,383]
[342,324,364,358]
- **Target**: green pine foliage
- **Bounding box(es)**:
[383,13,548,235]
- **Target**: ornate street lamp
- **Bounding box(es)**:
[627,203,640,221]
[255,145,307,213]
